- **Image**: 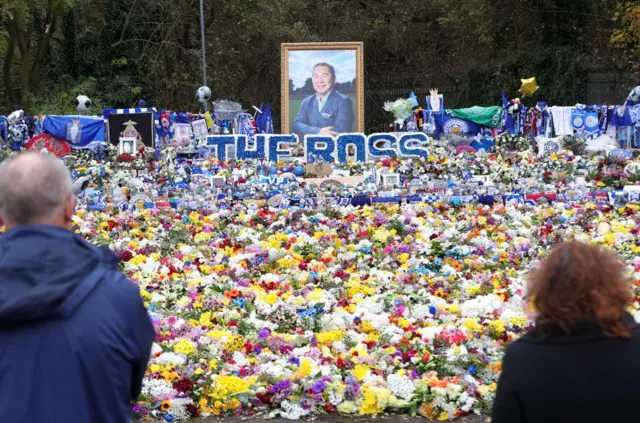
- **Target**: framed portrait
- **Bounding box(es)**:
[119,137,136,155]
[281,42,364,138]
[106,111,155,148]
[382,173,400,187]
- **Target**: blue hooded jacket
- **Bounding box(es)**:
[0,226,155,422]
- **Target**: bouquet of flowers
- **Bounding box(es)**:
[559,134,587,156]
[494,133,532,152]
[384,98,414,128]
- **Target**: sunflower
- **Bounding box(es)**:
[161,400,172,411]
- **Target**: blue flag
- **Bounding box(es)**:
[434,115,480,139]
[43,115,106,148]
[408,91,419,108]
[502,91,516,134]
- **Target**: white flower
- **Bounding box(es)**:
[150,343,162,358]
[277,400,312,420]
[154,352,186,366]
[387,373,416,400]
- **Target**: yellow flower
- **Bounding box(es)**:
[397,318,411,329]
[299,358,312,377]
[223,335,245,353]
[263,292,278,305]
[174,339,196,356]
[463,318,483,332]
[489,320,506,337]
[359,388,382,414]
[352,364,370,381]
[306,289,324,302]
[358,386,391,415]
[129,255,147,266]
[161,400,172,411]
[466,286,481,296]
[199,312,213,326]
[209,376,250,400]
[509,316,528,327]
[360,321,375,333]
[338,401,357,414]
[316,330,345,345]
[604,233,615,244]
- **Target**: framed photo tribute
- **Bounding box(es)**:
[281,42,364,138]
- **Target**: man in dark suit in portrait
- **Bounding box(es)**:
[292,62,354,138]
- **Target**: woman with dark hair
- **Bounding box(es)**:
[492,240,640,423]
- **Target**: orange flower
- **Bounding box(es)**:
[224,289,240,299]
[419,403,437,419]
[160,400,172,411]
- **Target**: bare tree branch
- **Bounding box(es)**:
[111,0,139,49]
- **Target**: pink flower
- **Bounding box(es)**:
[167,316,177,326]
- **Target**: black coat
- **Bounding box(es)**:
[492,312,640,423]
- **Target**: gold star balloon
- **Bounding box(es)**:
[519,77,539,97]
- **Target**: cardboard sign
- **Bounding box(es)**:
[192,119,209,139]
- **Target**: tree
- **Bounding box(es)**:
[0,0,635,131]
[3,0,71,110]
[611,2,640,69]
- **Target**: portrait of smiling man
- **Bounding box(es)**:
[292,62,355,138]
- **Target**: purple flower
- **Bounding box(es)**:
[288,357,300,366]
[347,381,361,398]
[138,405,149,417]
[311,381,327,394]
[270,379,292,394]
[258,328,271,340]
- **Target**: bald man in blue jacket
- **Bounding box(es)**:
[0,152,155,423]
[292,62,354,138]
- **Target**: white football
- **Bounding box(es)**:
[75,95,92,113]
[196,86,211,103]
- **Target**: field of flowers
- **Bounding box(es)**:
[72,197,640,421]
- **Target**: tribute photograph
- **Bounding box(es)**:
[281,42,364,138]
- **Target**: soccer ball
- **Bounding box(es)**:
[196,86,211,103]
[75,95,92,113]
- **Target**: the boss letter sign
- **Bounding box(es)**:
[206,133,429,163]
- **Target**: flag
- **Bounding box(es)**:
[42,115,106,149]
[408,91,419,108]
[25,134,71,157]
[434,115,480,139]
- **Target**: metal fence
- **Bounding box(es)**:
[369,72,640,107]
[586,72,640,105]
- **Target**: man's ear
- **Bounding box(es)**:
[63,195,76,222]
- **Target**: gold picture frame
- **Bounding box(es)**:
[281,42,364,136]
